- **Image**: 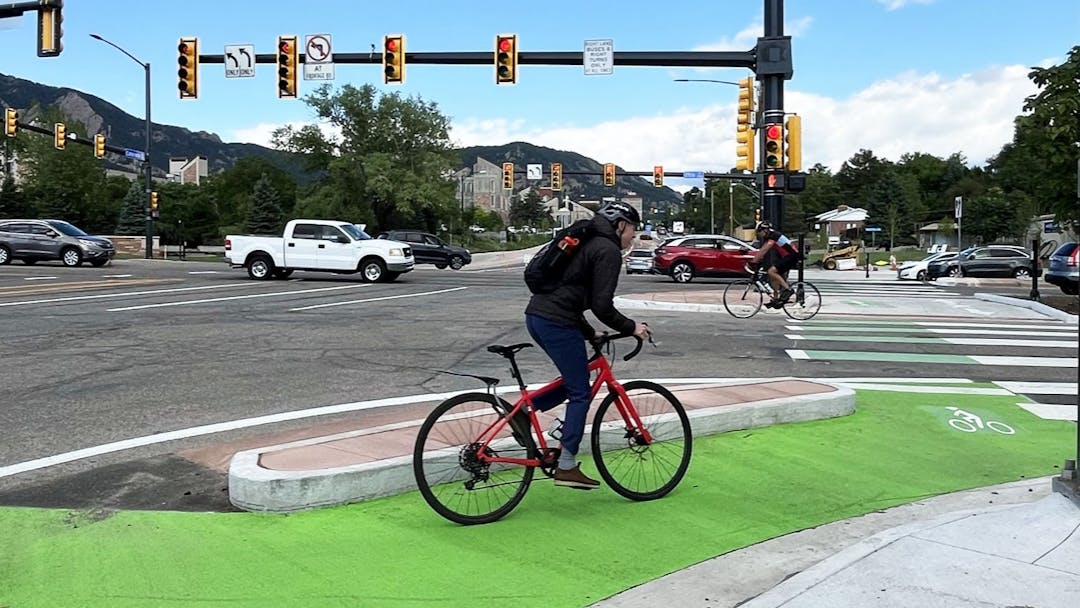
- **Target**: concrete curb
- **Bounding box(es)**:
[974,292,1079,324]
[228,382,855,513]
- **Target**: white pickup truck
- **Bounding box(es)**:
[224,219,414,282]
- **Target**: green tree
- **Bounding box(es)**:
[789,163,841,224]
[835,149,891,206]
[205,156,297,231]
[115,180,146,235]
[20,109,107,227]
[509,190,547,227]
[0,174,30,218]
[246,173,284,234]
[272,84,457,233]
[963,187,1027,245]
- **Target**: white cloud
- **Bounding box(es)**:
[877,0,936,11]
[450,63,1036,174]
[230,64,1037,176]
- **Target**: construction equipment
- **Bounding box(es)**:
[819,242,862,270]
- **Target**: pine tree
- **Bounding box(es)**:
[115,180,146,235]
[246,173,283,234]
[0,174,31,219]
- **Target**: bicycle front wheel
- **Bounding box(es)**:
[413,392,536,525]
[591,381,692,501]
[723,279,763,318]
[783,281,822,320]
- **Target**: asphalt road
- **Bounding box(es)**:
[0,257,1073,511]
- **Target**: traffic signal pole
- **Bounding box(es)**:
[760,0,789,228]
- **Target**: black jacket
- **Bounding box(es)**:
[525,216,636,337]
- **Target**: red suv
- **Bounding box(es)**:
[653,235,757,283]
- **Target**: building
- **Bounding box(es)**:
[455,157,512,220]
[814,205,868,241]
[169,156,208,185]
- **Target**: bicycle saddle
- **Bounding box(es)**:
[486,343,533,358]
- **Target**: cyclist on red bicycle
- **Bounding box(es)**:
[751,221,801,308]
[524,201,652,490]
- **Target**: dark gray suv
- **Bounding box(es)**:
[0,219,115,267]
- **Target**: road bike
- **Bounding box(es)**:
[722,265,822,320]
[413,333,692,525]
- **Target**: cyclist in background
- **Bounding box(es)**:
[524,201,652,490]
[751,221,801,308]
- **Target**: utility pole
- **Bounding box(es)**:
[759,0,792,228]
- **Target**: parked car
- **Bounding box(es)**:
[376,230,472,270]
[1044,241,1078,295]
[652,234,756,283]
[624,248,655,275]
[926,245,1037,279]
[0,219,115,267]
[897,251,958,281]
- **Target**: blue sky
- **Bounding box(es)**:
[1,0,1077,191]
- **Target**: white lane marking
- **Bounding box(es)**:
[795,320,1074,329]
[810,377,975,384]
[785,334,1077,348]
[787,325,1077,338]
[102,274,133,278]
[289,286,468,311]
[969,355,1077,368]
[832,382,1012,395]
[0,283,259,308]
[994,381,1079,394]
[187,271,220,275]
[787,349,810,360]
[1017,402,1078,421]
[107,284,370,311]
[23,276,58,281]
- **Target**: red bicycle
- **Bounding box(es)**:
[413,332,692,525]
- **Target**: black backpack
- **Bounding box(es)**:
[524,219,596,294]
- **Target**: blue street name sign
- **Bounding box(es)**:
[683,171,704,178]
[865,227,883,232]
[124,148,146,162]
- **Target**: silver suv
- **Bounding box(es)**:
[0,219,115,267]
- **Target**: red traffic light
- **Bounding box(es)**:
[386,38,397,52]
[498,37,512,52]
[279,40,291,53]
[766,125,782,139]
[178,42,189,54]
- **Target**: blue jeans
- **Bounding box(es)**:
[525,314,591,456]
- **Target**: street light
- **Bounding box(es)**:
[729,181,760,236]
[90,33,153,259]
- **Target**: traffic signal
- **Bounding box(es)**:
[603,163,615,187]
[550,162,563,191]
[150,191,159,218]
[754,207,762,223]
[383,35,405,84]
[502,162,514,190]
[652,166,664,187]
[277,35,298,98]
[764,123,783,169]
[495,34,518,84]
[784,114,802,172]
[735,77,755,172]
[37,0,63,57]
[177,37,199,99]
[53,122,65,150]
[4,108,16,138]
[94,133,106,159]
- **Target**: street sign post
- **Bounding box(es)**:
[303,34,335,81]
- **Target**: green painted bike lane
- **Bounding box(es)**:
[1,389,1073,608]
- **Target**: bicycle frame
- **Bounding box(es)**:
[472,352,652,467]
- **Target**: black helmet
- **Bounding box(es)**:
[597,201,641,227]
[755,221,772,232]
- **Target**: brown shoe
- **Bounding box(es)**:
[554,463,600,490]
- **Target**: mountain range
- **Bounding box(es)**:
[1,71,682,205]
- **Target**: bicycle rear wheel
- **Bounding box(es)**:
[413,392,536,525]
[723,279,763,318]
[591,381,692,501]
[783,281,822,320]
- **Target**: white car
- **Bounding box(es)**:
[897,251,957,281]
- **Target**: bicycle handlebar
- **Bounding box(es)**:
[590,331,647,361]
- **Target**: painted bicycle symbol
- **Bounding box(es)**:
[945,407,1015,435]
